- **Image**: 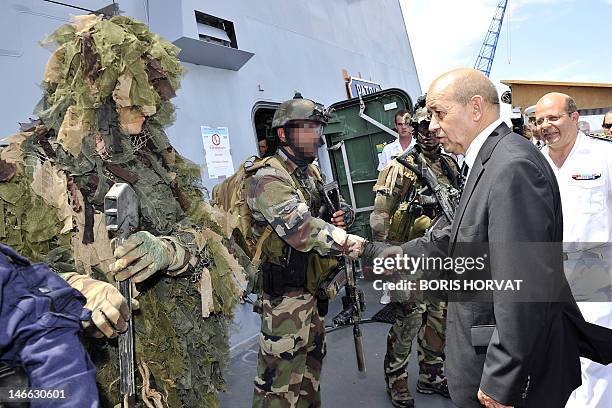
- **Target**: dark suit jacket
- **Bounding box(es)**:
[403,123,612,407]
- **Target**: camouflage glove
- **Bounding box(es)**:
[109,231,185,283]
[67,274,136,338]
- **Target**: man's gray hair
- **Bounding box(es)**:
[566,97,578,114]
[452,75,500,109]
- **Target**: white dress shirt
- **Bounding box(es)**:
[377,137,416,171]
[462,119,503,180]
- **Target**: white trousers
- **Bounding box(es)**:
[565,302,612,408]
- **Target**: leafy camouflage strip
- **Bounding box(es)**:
[384,301,447,387]
[253,292,326,408]
[40,15,183,132]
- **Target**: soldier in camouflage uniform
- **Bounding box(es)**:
[247,94,372,408]
[370,97,461,408]
[0,15,246,407]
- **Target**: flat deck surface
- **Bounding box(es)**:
[221,282,458,407]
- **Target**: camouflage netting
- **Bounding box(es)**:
[0,14,248,407]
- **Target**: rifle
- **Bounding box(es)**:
[396,153,459,224]
[319,182,367,372]
[104,183,139,408]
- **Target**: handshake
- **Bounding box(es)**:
[359,241,404,275]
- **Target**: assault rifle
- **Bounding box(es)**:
[104,183,139,408]
[318,182,366,372]
[396,153,459,224]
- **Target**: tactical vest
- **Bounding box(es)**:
[388,150,459,242]
[256,155,339,296]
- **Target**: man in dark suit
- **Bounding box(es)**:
[393,68,605,408]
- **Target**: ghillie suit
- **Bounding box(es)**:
[0,14,248,407]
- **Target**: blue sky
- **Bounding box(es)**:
[401,0,612,90]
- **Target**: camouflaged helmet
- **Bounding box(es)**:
[411,107,431,125]
[408,94,431,128]
[272,92,332,129]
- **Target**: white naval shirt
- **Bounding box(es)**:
[377,138,416,171]
[541,131,612,245]
[546,135,612,408]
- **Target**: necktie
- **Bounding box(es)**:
[460,162,469,190]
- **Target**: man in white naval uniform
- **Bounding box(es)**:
[536,92,612,408]
[524,105,545,149]
[377,109,416,171]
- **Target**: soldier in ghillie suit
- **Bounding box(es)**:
[0,14,246,407]
[246,93,383,407]
[370,97,461,408]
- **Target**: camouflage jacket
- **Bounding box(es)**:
[370,147,460,242]
[246,149,362,277]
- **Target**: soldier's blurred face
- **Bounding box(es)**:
[279,120,324,160]
[535,95,578,150]
[416,123,439,151]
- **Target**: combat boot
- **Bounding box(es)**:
[416,377,450,398]
[416,363,450,398]
[386,375,415,408]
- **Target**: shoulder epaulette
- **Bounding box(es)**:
[588,133,612,143]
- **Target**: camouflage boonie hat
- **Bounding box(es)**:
[272,92,332,128]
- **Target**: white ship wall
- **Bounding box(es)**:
[0,0,421,191]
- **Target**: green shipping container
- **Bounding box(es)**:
[324,88,413,240]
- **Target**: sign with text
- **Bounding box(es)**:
[201,126,235,179]
[348,77,382,98]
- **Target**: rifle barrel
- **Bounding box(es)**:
[118,279,136,407]
[353,324,366,372]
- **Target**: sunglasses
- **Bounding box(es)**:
[603,123,612,129]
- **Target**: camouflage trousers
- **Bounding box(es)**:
[384,299,447,387]
[253,291,326,408]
